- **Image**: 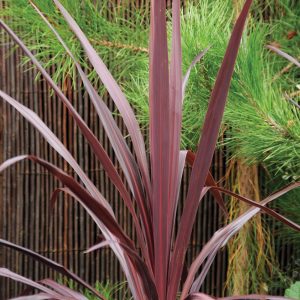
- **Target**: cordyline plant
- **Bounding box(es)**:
[0,0,299,299]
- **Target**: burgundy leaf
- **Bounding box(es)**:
[31,161,155,299]
[0,241,105,300]
[0,94,132,274]
[168,1,253,298]
[28,4,153,264]
[11,294,53,300]
[186,150,226,214]
[52,0,151,201]
[84,241,111,254]
[170,150,188,245]
[167,0,184,284]
[0,21,114,213]
[0,155,145,299]
[149,0,171,297]
[30,156,134,247]
[39,279,88,300]
[0,268,63,299]
[182,182,300,297]
[182,47,210,99]
[267,45,300,68]
[49,188,154,300]
[213,186,300,231]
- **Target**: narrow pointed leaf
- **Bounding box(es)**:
[27,4,153,261]
[0,94,134,285]
[149,0,170,296]
[11,294,53,300]
[168,2,253,297]
[31,156,134,247]
[171,150,188,241]
[84,241,111,254]
[182,47,210,99]
[267,45,300,68]
[186,150,226,214]
[39,175,155,299]
[182,183,300,296]
[39,279,88,300]
[52,0,151,199]
[167,0,184,284]
[0,268,63,299]
[213,186,300,230]
[0,21,114,213]
[0,240,105,300]
[0,155,145,299]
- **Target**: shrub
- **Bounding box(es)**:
[0,0,299,299]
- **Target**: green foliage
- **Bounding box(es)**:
[59,277,130,300]
[0,0,149,88]
[3,0,299,159]
[285,281,300,300]
[84,281,129,300]
[127,0,233,149]
[225,28,300,179]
